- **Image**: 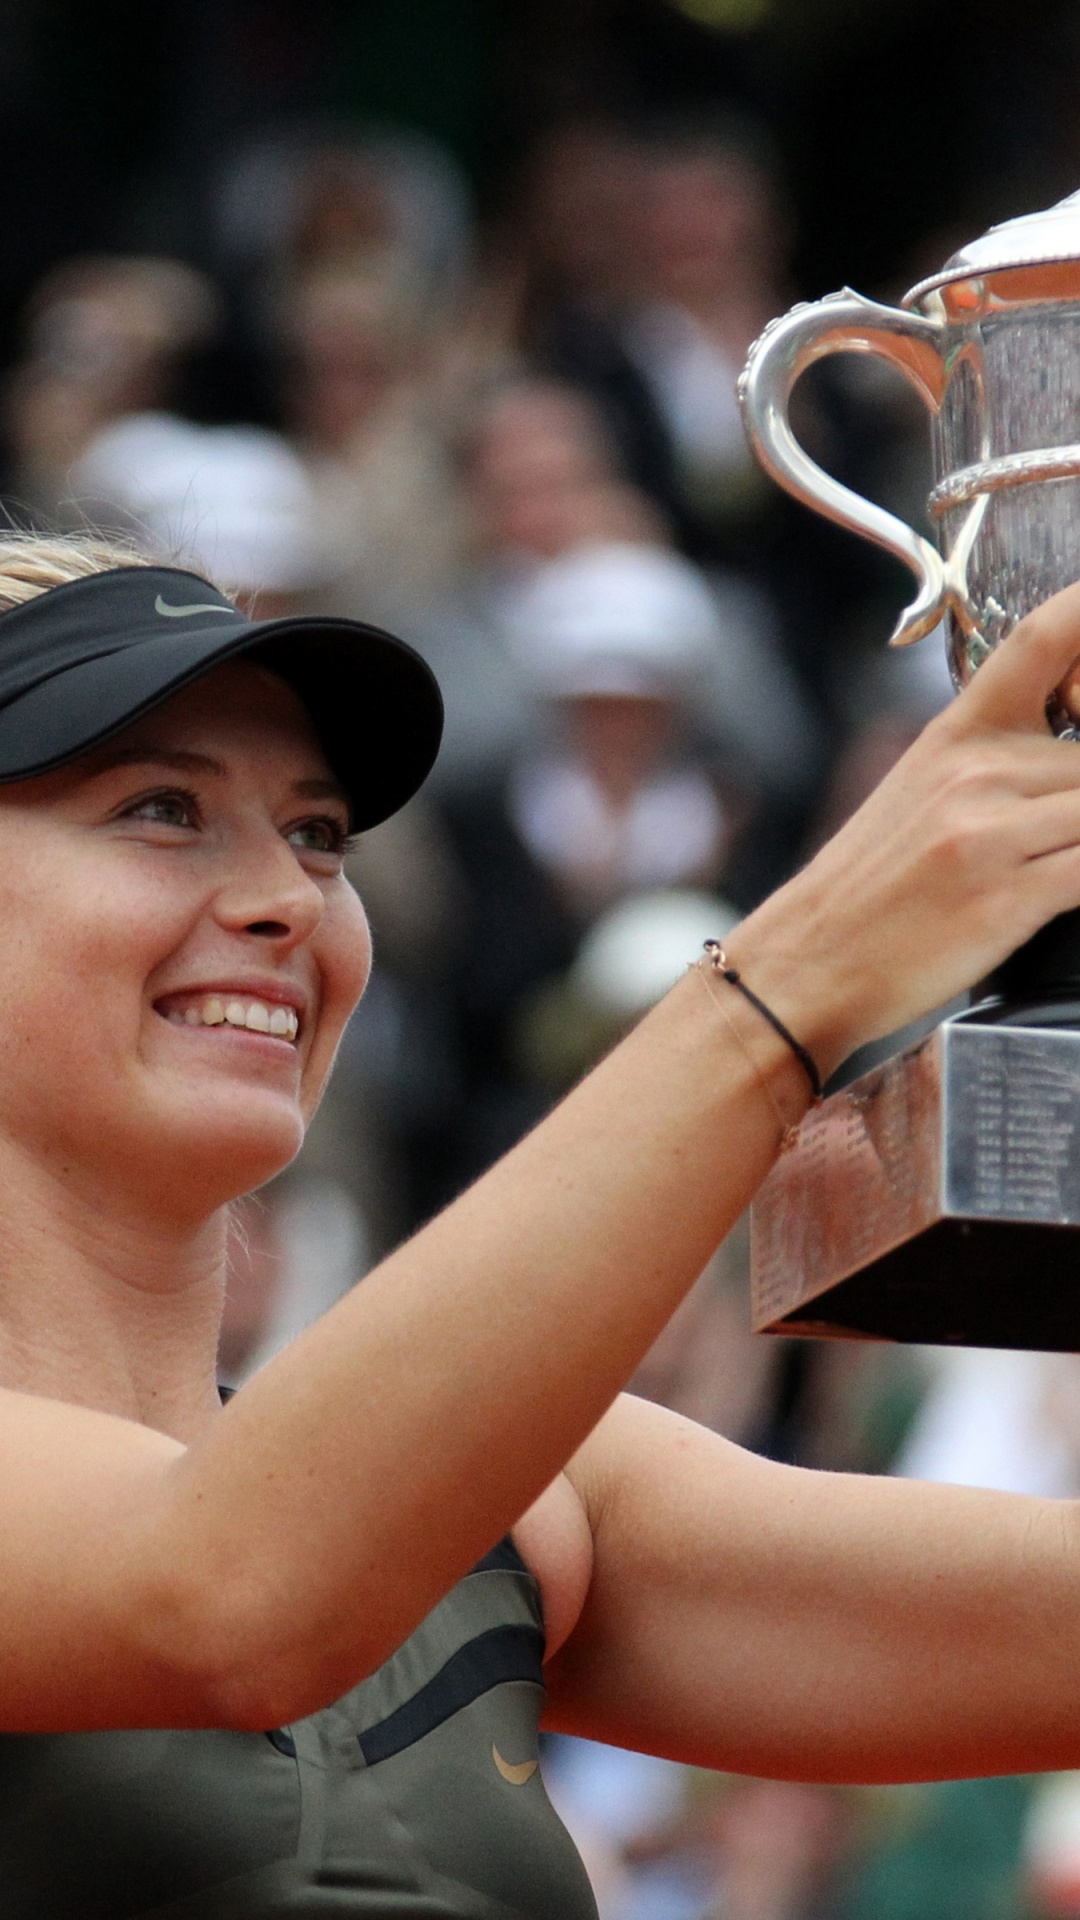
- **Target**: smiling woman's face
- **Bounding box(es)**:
[0,660,371,1222]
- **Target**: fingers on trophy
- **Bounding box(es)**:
[741,189,1080,1351]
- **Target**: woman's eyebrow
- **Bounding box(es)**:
[89,747,348,806]
[90,746,227,779]
[292,776,350,806]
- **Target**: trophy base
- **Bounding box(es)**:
[751,1020,1080,1349]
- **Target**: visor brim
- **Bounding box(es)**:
[0,611,443,830]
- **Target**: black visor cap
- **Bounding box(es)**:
[0,566,444,829]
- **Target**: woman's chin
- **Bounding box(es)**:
[137,1091,307,1210]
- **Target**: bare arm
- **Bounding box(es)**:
[6,587,1080,1732]
[547,1393,1080,1784]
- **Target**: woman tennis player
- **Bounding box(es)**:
[1,533,1080,1917]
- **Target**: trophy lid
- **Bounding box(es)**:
[904,188,1080,308]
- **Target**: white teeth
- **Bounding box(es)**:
[218,997,297,1039]
[165,994,299,1040]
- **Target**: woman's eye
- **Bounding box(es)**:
[285,816,350,857]
[122,789,199,829]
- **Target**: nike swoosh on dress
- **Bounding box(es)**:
[492,1746,538,1785]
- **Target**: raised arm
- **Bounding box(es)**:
[546,1392,1080,1784]
[6,585,1080,1734]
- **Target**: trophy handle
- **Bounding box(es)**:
[739,288,949,646]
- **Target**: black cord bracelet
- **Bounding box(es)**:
[702,941,823,1101]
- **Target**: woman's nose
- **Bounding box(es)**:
[211,831,326,949]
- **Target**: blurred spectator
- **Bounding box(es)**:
[413,377,670,791]
[513,537,817,809]
[511,117,681,519]
[415,377,817,810]
[203,129,478,631]
[509,110,791,552]
[2,256,220,517]
[408,539,795,1216]
[459,379,667,568]
[502,543,742,915]
[215,128,473,320]
[274,262,465,628]
[517,118,645,319]
[619,118,790,533]
[69,412,332,613]
[510,110,902,726]
[610,107,890,711]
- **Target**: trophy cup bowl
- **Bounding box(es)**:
[741,188,1080,1350]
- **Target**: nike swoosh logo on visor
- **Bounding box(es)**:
[154,596,236,619]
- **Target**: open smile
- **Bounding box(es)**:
[154,991,302,1044]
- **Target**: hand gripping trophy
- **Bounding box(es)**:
[742,188,1080,1350]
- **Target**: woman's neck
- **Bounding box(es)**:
[0,1142,227,1443]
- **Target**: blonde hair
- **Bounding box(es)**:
[0,531,157,615]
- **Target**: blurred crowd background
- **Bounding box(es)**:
[9,0,1080,1914]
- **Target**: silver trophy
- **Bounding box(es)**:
[742,188,1080,1350]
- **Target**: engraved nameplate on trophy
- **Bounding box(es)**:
[752,1023,1080,1348]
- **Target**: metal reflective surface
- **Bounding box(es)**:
[743,191,1080,1350]
[738,186,1080,711]
[904,186,1080,305]
[736,290,948,645]
[751,1024,1080,1349]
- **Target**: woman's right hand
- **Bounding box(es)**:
[728,579,1080,1078]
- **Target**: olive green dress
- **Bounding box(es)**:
[0,1538,599,1918]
